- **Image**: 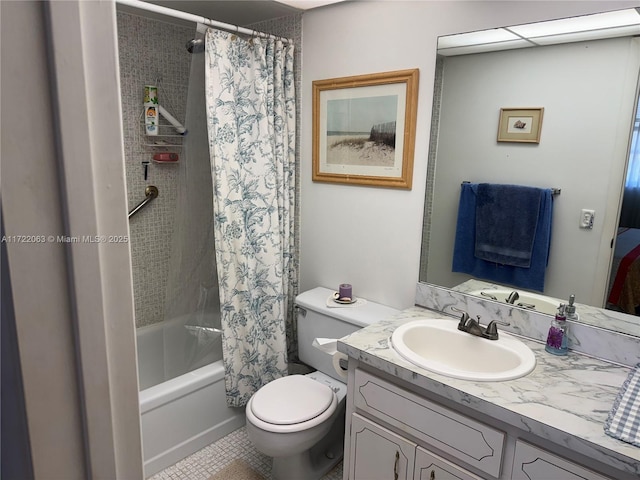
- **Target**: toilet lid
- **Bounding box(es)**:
[250,375,335,425]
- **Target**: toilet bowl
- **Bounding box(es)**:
[246,372,347,480]
[244,287,400,480]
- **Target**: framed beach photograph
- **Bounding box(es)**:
[312,69,419,189]
[497,107,544,143]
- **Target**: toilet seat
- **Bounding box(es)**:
[247,375,338,434]
[252,375,334,425]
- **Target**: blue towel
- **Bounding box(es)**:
[452,183,553,292]
[475,184,542,268]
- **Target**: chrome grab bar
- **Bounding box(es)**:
[128,186,158,219]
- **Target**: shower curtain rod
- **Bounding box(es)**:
[116,0,290,42]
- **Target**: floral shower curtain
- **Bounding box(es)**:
[204,28,296,407]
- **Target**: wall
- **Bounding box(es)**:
[1,2,87,475]
[300,0,640,310]
[2,1,142,477]
[427,37,640,306]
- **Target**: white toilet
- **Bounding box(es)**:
[245,286,399,480]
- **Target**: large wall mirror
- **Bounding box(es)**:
[419,8,640,334]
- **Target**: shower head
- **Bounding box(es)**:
[186,38,204,54]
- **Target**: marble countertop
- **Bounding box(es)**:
[337,307,640,476]
[451,278,640,339]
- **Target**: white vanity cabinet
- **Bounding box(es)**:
[349,413,481,480]
[349,413,415,480]
[349,413,483,480]
[344,366,617,480]
[511,441,612,480]
[348,368,502,480]
[414,447,484,480]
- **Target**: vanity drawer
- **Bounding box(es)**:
[353,369,505,478]
[511,440,613,480]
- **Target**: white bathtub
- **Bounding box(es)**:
[137,320,245,477]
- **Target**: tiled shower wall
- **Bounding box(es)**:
[117,11,302,329]
[118,11,193,328]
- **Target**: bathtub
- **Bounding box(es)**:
[137,319,245,477]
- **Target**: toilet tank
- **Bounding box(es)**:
[295,287,400,381]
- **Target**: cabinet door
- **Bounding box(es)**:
[512,440,612,480]
[414,446,482,480]
[354,369,504,478]
[350,413,416,480]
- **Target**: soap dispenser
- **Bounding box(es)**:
[545,304,569,356]
[565,295,579,322]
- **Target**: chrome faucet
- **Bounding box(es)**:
[451,307,510,341]
[483,318,511,340]
[506,291,520,304]
[480,291,498,301]
[516,302,536,310]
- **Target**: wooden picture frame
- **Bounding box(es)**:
[497,107,544,143]
[312,69,419,189]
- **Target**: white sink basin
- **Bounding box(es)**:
[391,319,536,381]
[469,288,561,315]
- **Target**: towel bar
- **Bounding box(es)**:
[128,186,159,219]
[461,181,561,196]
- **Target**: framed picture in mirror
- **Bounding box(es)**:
[312,69,419,189]
[497,107,544,143]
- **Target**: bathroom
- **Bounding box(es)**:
[2,0,640,479]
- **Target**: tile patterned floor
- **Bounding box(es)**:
[149,426,343,480]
